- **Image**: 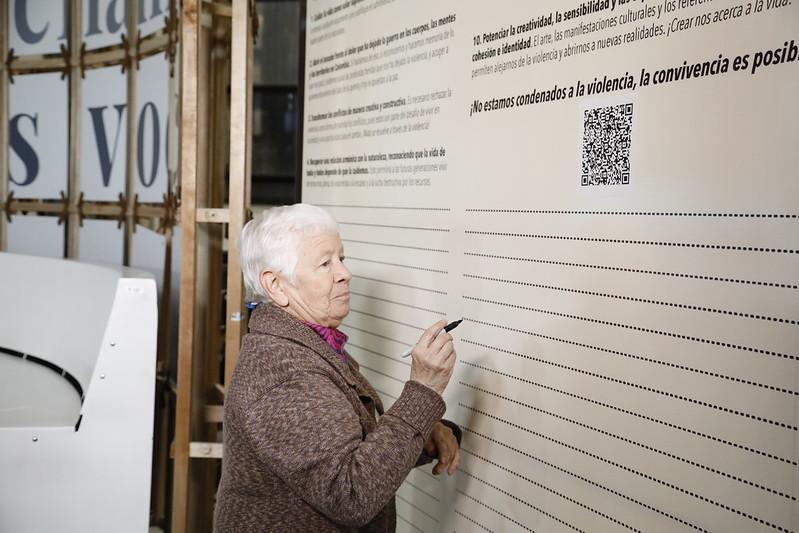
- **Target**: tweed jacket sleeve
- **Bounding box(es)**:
[240,355,445,527]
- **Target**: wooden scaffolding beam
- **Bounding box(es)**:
[123,0,140,265]
[0,0,8,250]
[224,0,252,385]
[171,1,251,532]
[171,0,201,530]
[65,0,83,258]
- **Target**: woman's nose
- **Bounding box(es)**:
[335,260,351,282]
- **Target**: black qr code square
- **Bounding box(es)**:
[581,103,633,186]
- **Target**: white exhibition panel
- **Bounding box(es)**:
[6,215,64,258]
[8,0,168,58]
[136,55,171,203]
[83,0,170,50]
[8,0,66,56]
[81,65,129,202]
[79,219,125,265]
[0,253,157,533]
[9,72,68,199]
[302,2,799,532]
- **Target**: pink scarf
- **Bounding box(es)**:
[303,322,348,364]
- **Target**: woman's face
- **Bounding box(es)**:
[282,231,351,328]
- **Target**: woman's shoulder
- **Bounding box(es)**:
[240,332,326,374]
[228,332,335,398]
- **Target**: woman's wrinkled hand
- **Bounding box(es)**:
[424,422,460,475]
[409,320,456,395]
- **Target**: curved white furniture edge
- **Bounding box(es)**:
[0,253,157,533]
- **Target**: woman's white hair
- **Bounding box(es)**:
[239,203,339,302]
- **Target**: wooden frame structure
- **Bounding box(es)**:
[1,1,254,532]
[171,1,254,532]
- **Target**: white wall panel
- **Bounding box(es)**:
[302,2,799,531]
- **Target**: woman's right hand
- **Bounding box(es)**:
[409,320,456,395]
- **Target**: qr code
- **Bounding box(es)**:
[581,103,633,186]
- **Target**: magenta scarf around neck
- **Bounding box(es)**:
[303,321,348,363]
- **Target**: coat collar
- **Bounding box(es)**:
[248,303,360,386]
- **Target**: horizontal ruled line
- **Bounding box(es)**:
[343,238,449,253]
[340,322,412,347]
[340,221,450,232]
[347,342,410,367]
[349,291,445,315]
[349,308,425,330]
[349,257,448,274]
[316,203,451,211]
[352,274,447,294]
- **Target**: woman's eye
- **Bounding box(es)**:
[320,260,330,268]
[339,256,346,262]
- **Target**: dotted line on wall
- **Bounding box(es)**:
[461,321,797,396]
[462,252,797,290]
[460,448,647,533]
[458,359,796,466]
[464,209,798,218]
[460,402,794,501]
[464,230,797,254]
[463,427,791,533]
[463,298,796,361]
[458,469,585,533]
[463,273,796,325]
[459,337,796,431]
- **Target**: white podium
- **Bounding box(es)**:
[0,252,157,533]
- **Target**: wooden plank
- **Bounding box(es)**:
[189,21,218,533]
[244,0,254,213]
[204,405,224,423]
[196,207,230,223]
[123,0,139,266]
[189,441,223,459]
[206,19,231,403]
[204,1,233,18]
[0,0,8,250]
[171,0,201,531]
[223,0,252,386]
[9,32,171,76]
[65,0,83,258]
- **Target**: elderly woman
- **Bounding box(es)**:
[214,204,460,532]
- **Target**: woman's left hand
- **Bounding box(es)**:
[424,422,460,476]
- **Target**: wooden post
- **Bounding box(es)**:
[0,0,8,250]
[65,0,83,258]
[123,0,140,265]
[223,0,252,386]
[207,21,231,395]
[171,0,201,531]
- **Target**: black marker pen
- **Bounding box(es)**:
[401,318,462,357]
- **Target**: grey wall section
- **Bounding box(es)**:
[301,1,799,532]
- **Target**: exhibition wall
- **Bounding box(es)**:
[301,1,799,531]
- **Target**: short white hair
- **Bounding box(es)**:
[239,203,339,302]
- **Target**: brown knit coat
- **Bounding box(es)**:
[213,303,450,532]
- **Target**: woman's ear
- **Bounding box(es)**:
[260,270,289,307]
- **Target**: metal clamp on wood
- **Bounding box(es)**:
[6,48,16,84]
[3,191,16,222]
